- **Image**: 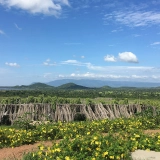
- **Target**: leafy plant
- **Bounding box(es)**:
[13,112,36,130]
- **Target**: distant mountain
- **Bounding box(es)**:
[29,83,53,88]
[57,83,91,90]
[47,79,108,87]
[47,79,160,88]
[14,82,54,89]
[1,80,160,91]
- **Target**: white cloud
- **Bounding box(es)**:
[118,52,138,63]
[5,62,20,67]
[69,72,152,81]
[59,59,160,82]
[111,30,117,33]
[62,66,160,82]
[131,75,148,79]
[104,52,138,63]
[111,28,123,33]
[54,0,69,6]
[43,72,52,78]
[104,55,116,62]
[150,42,160,45]
[43,59,56,66]
[81,56,85,59]
[133,34,141,37]
[14,23,22,30]
[0,29,5,35]
[104,11,160,27]
[87,64,106,71]
[61,60,89,66]
[0,0,69,16]
[86,65,155,78]
[58,74,65,78]
[64,60,78,63]
[71,72,95,78]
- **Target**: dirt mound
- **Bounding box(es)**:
[0,141,53,160]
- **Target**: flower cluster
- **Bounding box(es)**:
[0,116,160,159]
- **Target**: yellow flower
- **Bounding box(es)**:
[40,146,44,151]
[131,137,136,141]
[32,153,35,157]
[121,153,124,158]
[102,151,108,157]
[96,147,101,151]
[87,132,90,135]
[95,152,98,157]
[51,149,55,153]
[55,148,61,152]
[38,151,42,155]
[134,134,140,138]
[110,155,114,159]
[93,136,98,140]
[65,156,70,160]
[95,141,99,145]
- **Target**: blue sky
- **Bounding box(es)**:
[0,0,160,86]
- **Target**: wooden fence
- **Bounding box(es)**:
[0,103,157,125]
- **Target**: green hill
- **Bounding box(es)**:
[14,82,54,90]
[100,86,112,89]
[57,83,90,90]
[29,83,53,88]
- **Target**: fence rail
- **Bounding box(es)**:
[0,103,156,124]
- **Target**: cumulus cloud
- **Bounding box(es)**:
[104,55,116,62]
[0,0,69,16]
[5,62,20,67]
[118,52,138,63]
[45,58,160,82]
[65,66,160,82]
[104,52,138,63]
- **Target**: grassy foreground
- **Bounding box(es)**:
[1,111,160,159]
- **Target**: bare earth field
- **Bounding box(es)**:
[0,130,160,160]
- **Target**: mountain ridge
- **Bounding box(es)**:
[47,79,160,88]
[57,83,91,90]
[1,79,160,90]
